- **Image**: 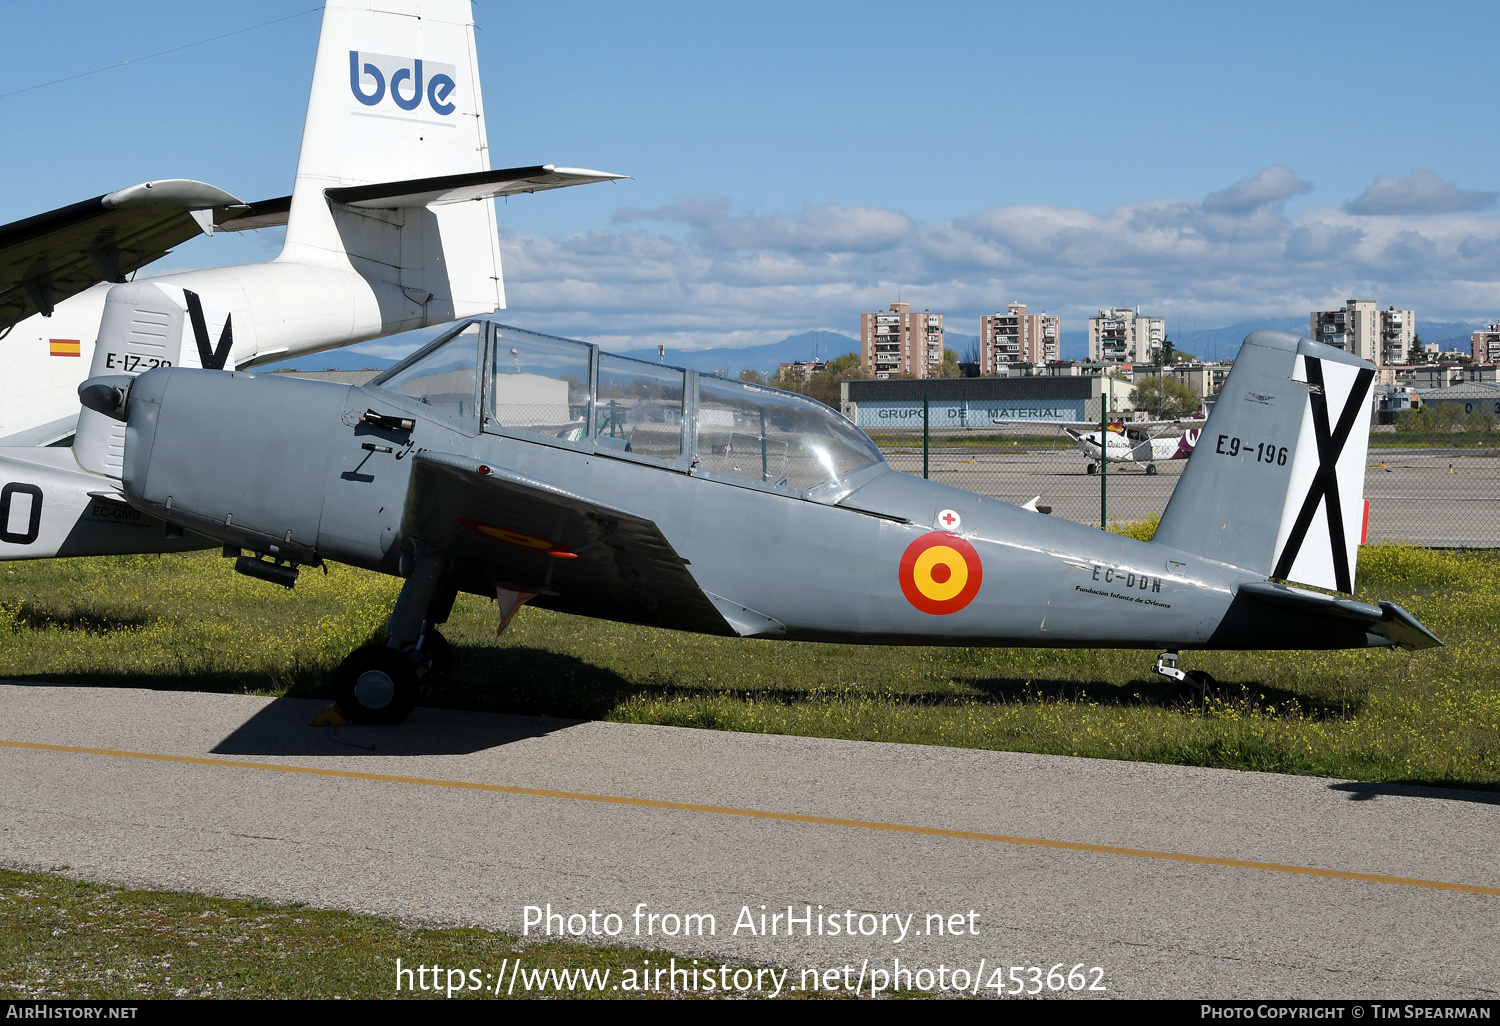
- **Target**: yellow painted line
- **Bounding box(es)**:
[4,738,1498,898]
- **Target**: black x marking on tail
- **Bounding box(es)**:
[184,289,233,370]
[1271,357,1375,593]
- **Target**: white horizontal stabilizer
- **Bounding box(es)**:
[327,165,628,209]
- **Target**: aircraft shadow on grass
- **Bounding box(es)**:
[5,605,153,635]
[952,674,1361,719]
[9,647,1493,797]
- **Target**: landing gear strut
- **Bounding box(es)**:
[333,546,457,724]
[1152,650,1215,705]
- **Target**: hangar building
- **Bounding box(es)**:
[840,376,1131,430]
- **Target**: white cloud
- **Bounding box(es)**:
[1346,170,1498,216]
[127,168,1500,354]
[499,179,1500,351]
[1202,165,1312,215]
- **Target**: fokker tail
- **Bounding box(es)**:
[1153,330,1375,594]
[278,0,502,323]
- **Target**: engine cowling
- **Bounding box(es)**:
[120,367,348,566]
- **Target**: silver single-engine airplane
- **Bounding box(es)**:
[60,321,1438,723]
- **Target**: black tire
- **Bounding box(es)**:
[1145,463,1158,476]
[419,627,454,680]
[1086,463,1097,475]
[333,645,418,724]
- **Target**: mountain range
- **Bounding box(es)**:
[259,318,1489,375]
[611,330,858,376]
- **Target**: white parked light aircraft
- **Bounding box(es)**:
[1064,422,1202,475]
[0,0,622,449]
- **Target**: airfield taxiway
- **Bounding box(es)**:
[884,446,1500,547]
[2,683,1497,999]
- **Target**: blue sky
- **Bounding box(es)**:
[6,1,1500,354]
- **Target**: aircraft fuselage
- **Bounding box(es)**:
[112,365,1388,653]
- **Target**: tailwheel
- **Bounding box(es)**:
[1175,669,1216,705]
[333,645,419,724]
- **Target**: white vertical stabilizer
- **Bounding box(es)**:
[279,0,503,323]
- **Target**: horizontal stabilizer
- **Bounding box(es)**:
[403,452,733,635]
[326,165,627,208]
[1235,581,1442,650]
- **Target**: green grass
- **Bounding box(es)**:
[0,544,1497,789]
[0,868,805,1000]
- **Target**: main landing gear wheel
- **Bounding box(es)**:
[333,645,418,724]
[1086,462,1097,475]
[1145,463,1159,475]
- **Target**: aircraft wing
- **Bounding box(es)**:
[0,164,620,329]
[401,452,736,636]
[0,180,289,330]
[218,195,291,232]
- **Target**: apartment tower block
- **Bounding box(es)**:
[1310,300,1414,366]
[1473,323,1500,364]
[979,303,1059,373]
[1087,307,1165,363]
[860,302,945,378]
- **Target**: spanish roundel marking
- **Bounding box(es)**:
[899,532,983,615]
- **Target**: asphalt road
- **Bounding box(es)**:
[2,683,1498,999]
[883,447,1500,547]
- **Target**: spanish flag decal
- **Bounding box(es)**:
[49,339,81,357]
[899,532,983,615]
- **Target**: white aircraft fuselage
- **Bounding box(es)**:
[1,259,431,446]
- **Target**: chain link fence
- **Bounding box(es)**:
[874,423,1500,548]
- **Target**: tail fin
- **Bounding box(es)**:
[1153,330,1375,593]
[278,0,503,322]
[73,282,234,479]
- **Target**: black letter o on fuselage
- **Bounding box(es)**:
[0,483,43,544]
